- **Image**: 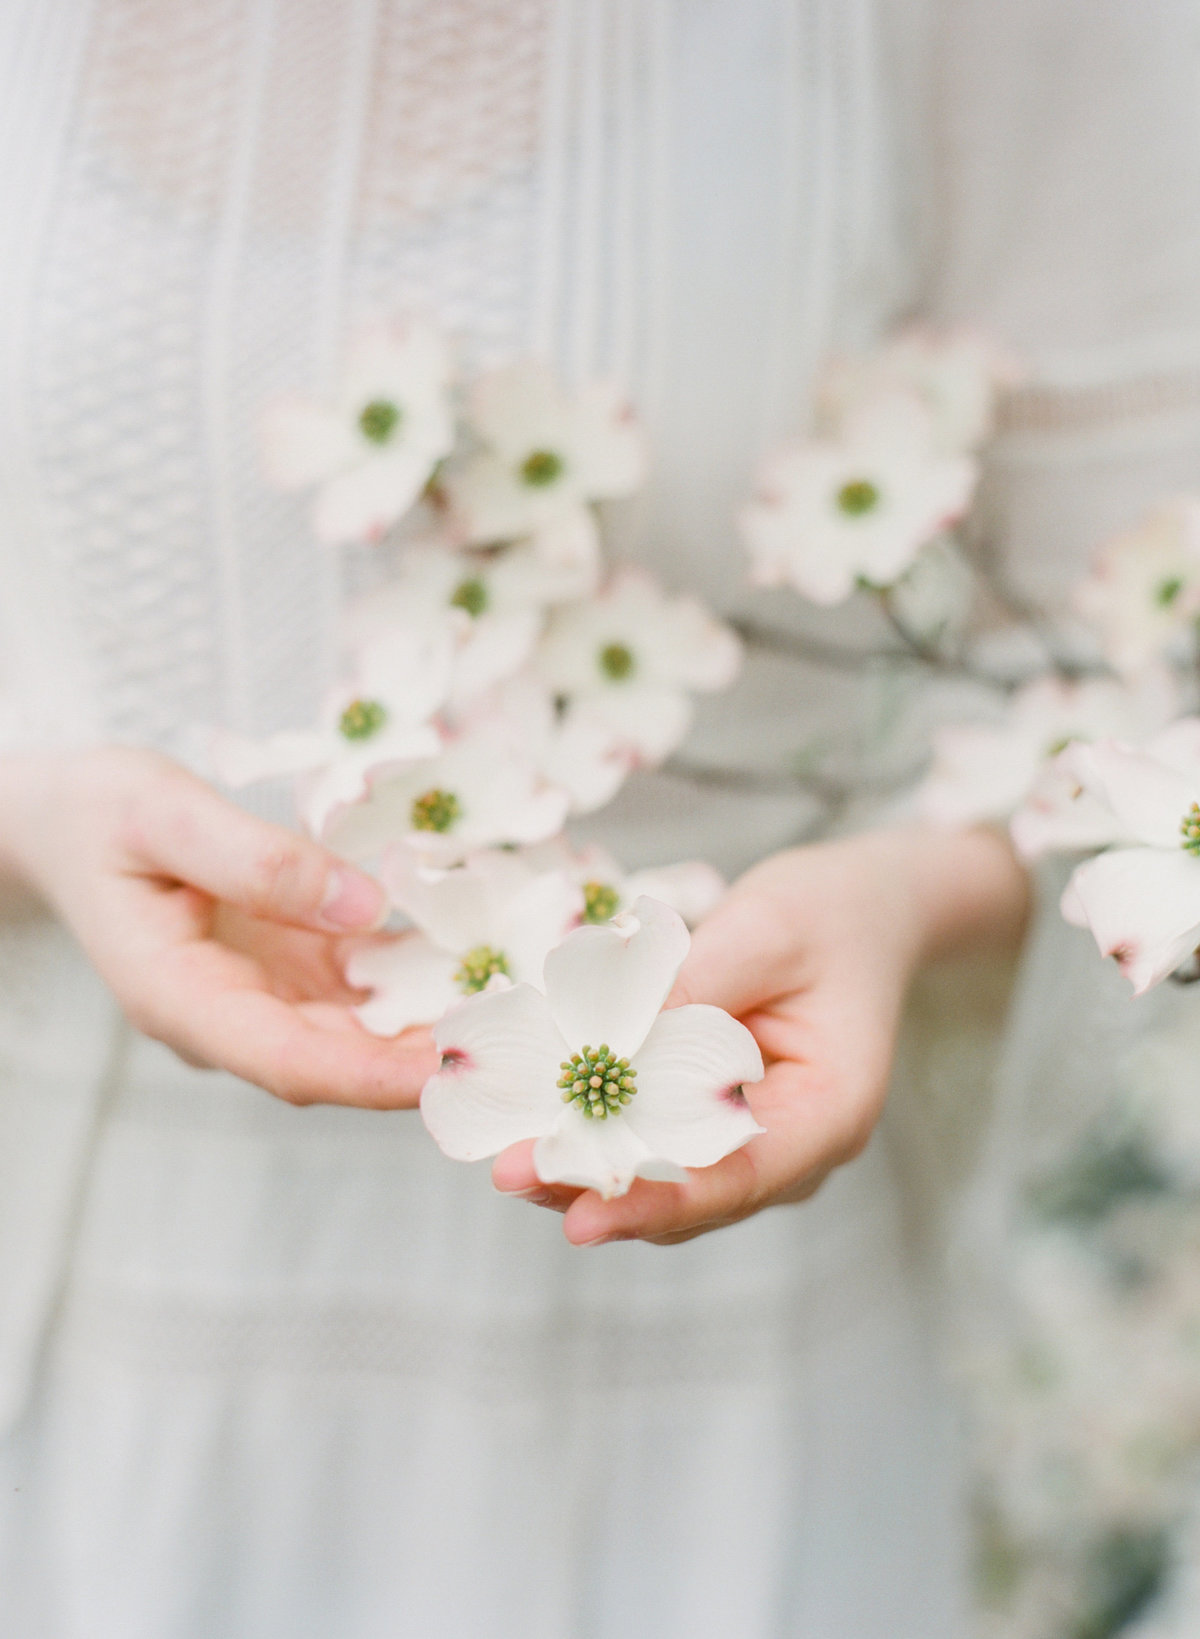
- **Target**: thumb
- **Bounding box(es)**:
[129,766,387,933]
[666,889,804,1018]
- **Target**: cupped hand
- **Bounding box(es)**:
[0,747,436,1106]
[492,826,1028,1244]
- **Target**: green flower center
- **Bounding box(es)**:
[520,449,564,487]
[599,641,635,681]
[1045,735,1074,759]
[581,880,621,924]
[1182,803,1200,855]
[1156,576,1185,608]
[410,787,461,833]
[339,698,388,741]
[450,576,489,617]
[557,1044,637,1120]
[455,944,510,994]
[836,478,880,517]
[359,399,402,445]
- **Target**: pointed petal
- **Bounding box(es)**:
[313,449,437,546]
[380,850,497,952]
[347,936,461,1035]
[626,1004,764,1164]
[423,983,567,1159]
[1065,846,1200,994]
[208,727,332,787]
[543,895,690,1059]
[533,1107,684,1200]
[499,871,584,987]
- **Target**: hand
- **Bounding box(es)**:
[0,747,436,1106]
[492,826,1029,1244]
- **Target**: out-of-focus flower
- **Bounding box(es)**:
[347,534,598,710]
[444,361,649,545]
[210,631,448,831]
[818,327,1019,455]
[321,725,570,864]
[346,850,582,1037]
[738,395,978,605]
[1013,714,1200,861]
[475,677,634,814]
[535,568,742,764]
[526,838,726,927]
[260,318,454,546]
[1058,724,1200,993]
[920,671,1177,833]
[423,896,764,1199]
[1073,499,1200,677]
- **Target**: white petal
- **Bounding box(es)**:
[467,360,562,457]
[298,723,442,839]
[533,1107,683,1200]
[563,382,649,496]
[1065,846,1200,994]
[347,936,460,1035]
[543,895,691,1059]
[450,610,542,703]
[499,870,584,987]
[423,983,568,1159]
[621,862,726,925]
[444,452,544,544]
[259,397,357,489]
[1069,740,1200,849]
[626,1004,765,1165]
[540,706,634,813]
[380,850,499,952]
[313,449,439,546]
[585,682,693,764]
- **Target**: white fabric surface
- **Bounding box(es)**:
[0,1,1198,1634]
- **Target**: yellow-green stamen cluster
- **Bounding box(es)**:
[410,787,461,833]
[521,448,564,487]
[450,577,488,617]
[339,698,388,740]
[582,880,621,924]
[1182,803,1200,854]
[836,478,880,516]
[359,399,401,444]
[599,641,635,681]
[455,944,510,994]
[558,1044,637,1119]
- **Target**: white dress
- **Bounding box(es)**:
[0,3,1198,1636]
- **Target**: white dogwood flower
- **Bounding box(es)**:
[260,317,454,546]
[818,327,1019,455]
[920,671,1177,832]
[474,676,635,814]
[444,361,648,544]
[525,839,726,928]
[322,726,570,864]
[535,568,742,764]
[739,395,978,605]
[347,850,582,1036]
[1057,723,1200,992]
[423,896,764,1199]
[210,630,448,833]
[1073,498,1200,676]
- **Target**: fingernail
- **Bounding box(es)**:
[519,1190,557,1208]
[321,868,387,930]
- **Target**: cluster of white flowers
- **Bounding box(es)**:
[216,319,757,1198]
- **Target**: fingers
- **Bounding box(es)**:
[121,765,386,933]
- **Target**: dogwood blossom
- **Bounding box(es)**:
[423,896,764,1199]
[535,568,742,764]
[1073,498,1200,676]
[444,361,648,544]
[209,631,448,833]
[738,395,978,605]
[1011,712,1200,861]
[1056,725,1200,992]
[525,838,726,927]
[347,850,582,1036]
[346,536,597,710]
[818,327,1018,455]
[322,726,570,864]
[920,672,1177,831]
[260,318,454,545]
